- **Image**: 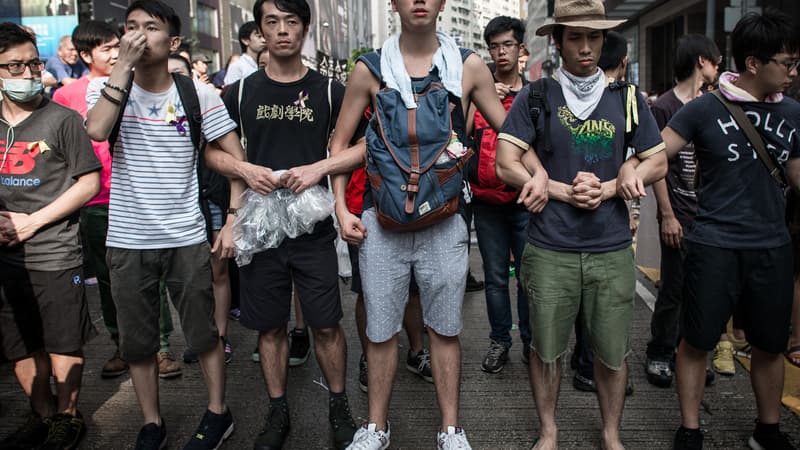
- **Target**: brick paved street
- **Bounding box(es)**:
[1,251,798,449]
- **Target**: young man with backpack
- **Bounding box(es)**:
[211,1,358,449]
[662,11,799,450]
[467,16,532,374]
[0,23,101,450]
[327,0,508,448]
[85,1,241,448]
[495,1,667,448]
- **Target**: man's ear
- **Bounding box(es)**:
[744,55,760,75]
[79,50,93,66]
[169,36,181,53]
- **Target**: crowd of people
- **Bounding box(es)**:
[0,0,798,449]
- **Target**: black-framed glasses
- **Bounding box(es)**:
[488,41,520,52]
[0,60,45,76]
[769,58,800,72]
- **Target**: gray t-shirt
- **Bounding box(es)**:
[498,78,664,253]
[0,97,101,270]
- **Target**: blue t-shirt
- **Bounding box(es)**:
[498,78,664,253]
[45,56,88,84]
[667,94,800,249]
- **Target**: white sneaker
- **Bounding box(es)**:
[437,426,472,450]
[346,422,390,450]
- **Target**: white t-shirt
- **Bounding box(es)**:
[87,77,236,249]
[223,53,258,85]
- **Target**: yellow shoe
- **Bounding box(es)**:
[713,341,736,376]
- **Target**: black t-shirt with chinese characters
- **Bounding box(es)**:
[667,94,800,249]
[498,78,665,253]
[0,97,101,270]
[222,68,345,237]
[650,89,697,227]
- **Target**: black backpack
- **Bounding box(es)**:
[528,77,639,152]
[107,72,225,242]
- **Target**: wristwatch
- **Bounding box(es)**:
[226,208,238,216]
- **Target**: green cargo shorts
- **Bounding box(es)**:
[520,243,635,370]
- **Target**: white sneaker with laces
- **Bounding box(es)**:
[346,422,390,450]
[437,426,472,450]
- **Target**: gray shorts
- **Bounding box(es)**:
[107,243,218,362]
[360,208,468,342]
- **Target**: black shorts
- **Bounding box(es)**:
[0,265,97,362]
[240,230,342,331]
[681,241,792,354]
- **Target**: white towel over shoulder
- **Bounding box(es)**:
[380,31,463,109]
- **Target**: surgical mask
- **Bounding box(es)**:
[0,78,43,103]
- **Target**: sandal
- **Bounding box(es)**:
[785,345,800,368]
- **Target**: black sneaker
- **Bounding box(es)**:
[0,411,50,450]
[184,408,234,450]
[183,349,200,364]
[135,419,167,450]
[465,272,484,292]
[254,402,290,450]
[481,340,509,373]
[749,421,796,450]
[645,355,673,388]
[329,396,357,449]
[705,368,715,387]
[406,348,433,382]
[222,336,233,364]
[358,354,368,393]
[38,412,86,450]
[288,328,311,367]
[673,426,703,450]
[573,373,634,396]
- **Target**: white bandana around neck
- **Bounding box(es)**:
[556,67,606,120]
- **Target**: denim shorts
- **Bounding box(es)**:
[359,208,468,342]
[520,244,635,370]
[208,201,224,231]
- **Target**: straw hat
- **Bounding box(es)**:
[535,0,627,36]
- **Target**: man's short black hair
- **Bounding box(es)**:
[0,22,36,54]
[127,0,181,37]
[673,34,720,82]
[598,31,627,72]
[483,16,525,46]
[254,0,311,29]
[168,52,191,74]
[238,21,259,53]
[732,9,799,73]
[72,20,118,58]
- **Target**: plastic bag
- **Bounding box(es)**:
[233,185,335,266]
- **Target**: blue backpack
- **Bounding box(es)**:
[358,50,474,232]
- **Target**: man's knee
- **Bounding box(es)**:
[311,326,342,344]
[260,327,288,342]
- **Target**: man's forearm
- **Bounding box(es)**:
[635,151,668,186]
[86,63,134,141]
[652,178,676,217]
[32,172,100,227]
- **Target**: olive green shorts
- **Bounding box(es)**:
[520,244,635,370]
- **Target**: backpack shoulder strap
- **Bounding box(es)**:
[237,78,247,153]
[107,72,135,152]
[528,78,551,153]
[609,80,639,148]
[172,73,202,151]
